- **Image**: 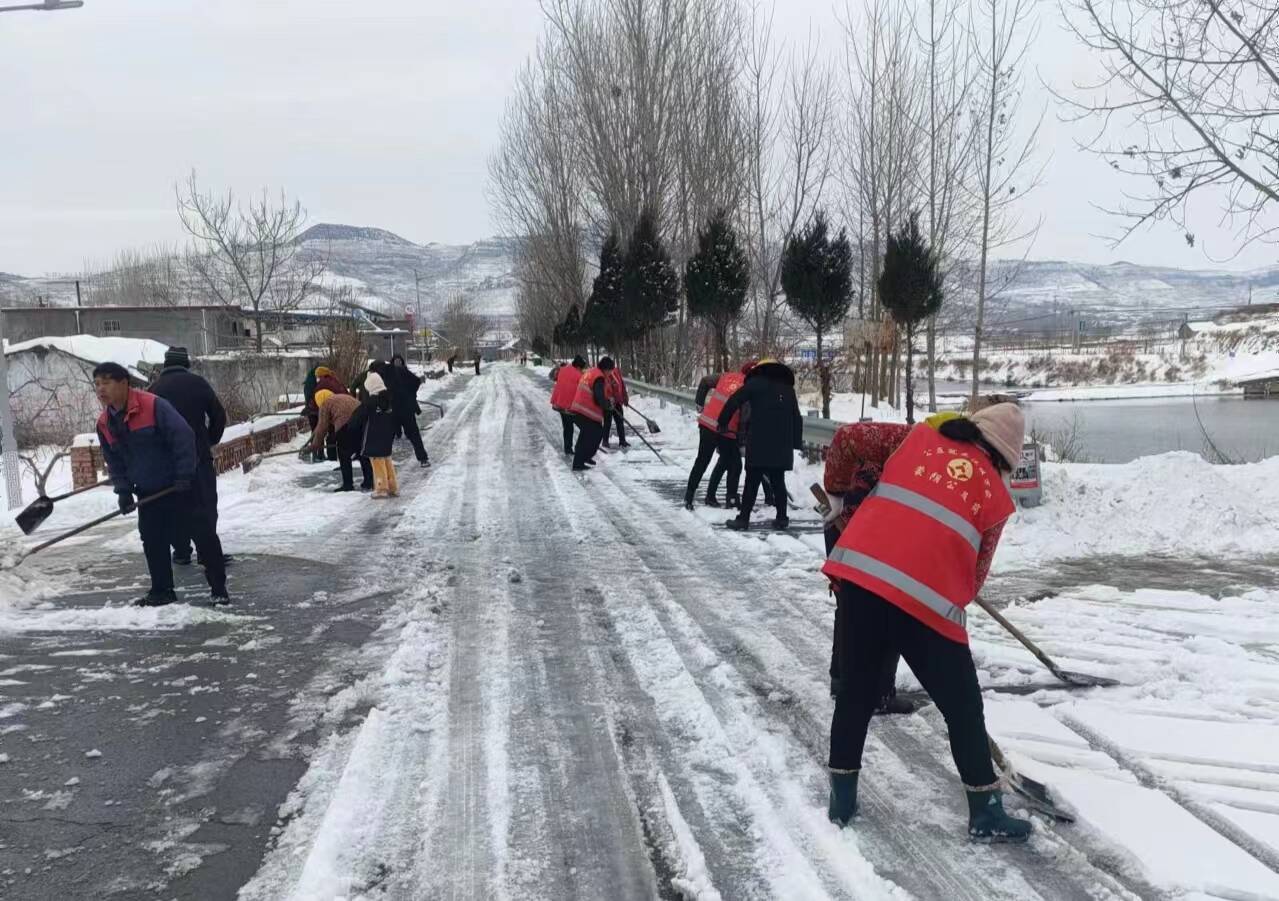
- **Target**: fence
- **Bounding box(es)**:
[69,412,308,490]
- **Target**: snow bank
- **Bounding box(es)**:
[999,452,1279,568]
[0,600,252,634]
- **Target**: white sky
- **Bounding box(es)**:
[0,0,1271,275]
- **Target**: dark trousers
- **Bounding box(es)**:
[141,489,226,595]
[829,582,996,787]
[572,415,604,468]
[172,460,218,561]
[337,424,374,488]
[560,411,576,455]
[739,467,786,520]
[397,408,429,462]
[825,527,899,699]
[602,409,627,446]
[685,428,742,503]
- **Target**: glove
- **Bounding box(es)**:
[117,492,136,515]
[821,492,845,526]
[172,479,192,493]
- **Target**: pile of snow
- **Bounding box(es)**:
[999,452,1279,568]
[4,335,168,380]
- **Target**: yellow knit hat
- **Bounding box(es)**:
[314,389,334,409]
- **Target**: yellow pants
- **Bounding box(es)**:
[370,457,398,497]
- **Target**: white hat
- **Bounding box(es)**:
[364,372,387,396]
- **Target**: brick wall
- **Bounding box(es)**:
[70,416,307,490]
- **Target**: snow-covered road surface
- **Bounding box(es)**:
[4,363,1279,899]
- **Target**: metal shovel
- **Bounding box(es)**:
[2,486,177,571]
[974,596,1119,688]
[14,480,112,535]
[240,447,309,475]
[625,403,661,434]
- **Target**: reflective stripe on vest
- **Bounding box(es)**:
[697,389,733,431]
[827,547,968,629]
[569,368,606,423]
[698,373,745,436]
[868,482,983,553]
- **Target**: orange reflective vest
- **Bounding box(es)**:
[821,424,1015,644]
[551,365,582,412]
[569,367,606,424]
[605,369,628,406]
[698,372,746,439]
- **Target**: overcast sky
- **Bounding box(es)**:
[0,0,1270,276]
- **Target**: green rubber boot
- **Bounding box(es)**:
[967,790,1032,843]
[828,771,859,827]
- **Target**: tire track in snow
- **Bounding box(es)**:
[509,367,1138,900]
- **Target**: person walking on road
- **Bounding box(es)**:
[717,359,803,530]
[569,356,616,471]
[388,354,431,467]
[150,347,228,569]
[474,356,481,375]
[550,356,587,455]
[823,403,1032,843]
[92,362,229,607]
[602,364,630,449]
[360,372,400,498]
[684,361,753,510]
[311,389,373,492]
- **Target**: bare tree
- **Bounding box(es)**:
[842,0,925,408]
[438,292,491,360]
[1061,0,1279,252]
[741,2,835,357]
[917,0,980,410]
[176,171,325,353]
[10,358,101,497]
[81,246,189,308]
[967,0,1043,404]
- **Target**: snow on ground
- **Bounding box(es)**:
[618,377,1279,899]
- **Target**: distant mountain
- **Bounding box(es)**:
[5,223,1277,337]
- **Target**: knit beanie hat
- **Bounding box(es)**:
[314,389,334,409]
[164,346,191,369]
[969,403,1025,469]
[315,366,333,378]
[364,371,388,396]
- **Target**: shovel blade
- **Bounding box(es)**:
[240,455,263,475]
[647,420,661,434]
[14,496,55,535]
[1056,670,1120,688]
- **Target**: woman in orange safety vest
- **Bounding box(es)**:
[823,403,1033,844]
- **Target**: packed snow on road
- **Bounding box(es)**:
[3,363,1279,900]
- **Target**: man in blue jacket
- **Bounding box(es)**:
[93,362,229,607]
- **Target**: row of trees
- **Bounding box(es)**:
[491,0,1042,411]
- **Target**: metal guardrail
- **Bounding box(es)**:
[629,378,843,448]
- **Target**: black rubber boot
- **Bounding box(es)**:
[967,790,1032,843]
[875,694,922,716]
[172,554,192,566]
[134,589,178,608]
[209,589,232,607]
[773,516,790,530]
[828,771,859,826]
[704,495,721,508]
[725,516,750,531]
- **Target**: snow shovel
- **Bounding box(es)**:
[625,403,660,434]
[1,486,177,571]
[620,414,669,465]
[973,596,1119,688]
[989,735,1074,822]
[240,447,309,475]
[14,480,112,536]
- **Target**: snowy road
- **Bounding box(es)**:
[4,363,1279,899]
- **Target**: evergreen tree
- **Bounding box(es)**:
[621,209,679,341]
[780,210,853,418]
[582,229,625,351]
[531,335,550,358]
[879,212,944,424]
[685,210,750,373]
[554,304,582,353]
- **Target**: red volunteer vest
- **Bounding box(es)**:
[569,367,606,423]
[606,369,627,406]
[698,372,745,438]
[821,424,1016,644]
[551,365,582,412]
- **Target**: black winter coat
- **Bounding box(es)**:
[356,393,397,457]
[150,366,227,464]
[717,361,803,471]
[388,357,422,416]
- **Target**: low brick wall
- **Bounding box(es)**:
[70,416,308,490]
